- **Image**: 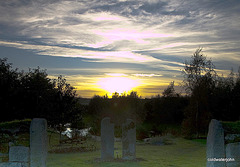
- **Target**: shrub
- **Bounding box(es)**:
[222,121,240,134]
[0,119,31,132]
[136,124,151,140]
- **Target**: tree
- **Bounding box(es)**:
[48,75,82,141]
[0,58,20,121]
[182,48,216,94]
[211,68,240,121]
[162,81,179,97]
[19,67,55,119]
[85,95,109,136]
[182,49,216,138]
[0,58,85,143]
[232,67,240,120]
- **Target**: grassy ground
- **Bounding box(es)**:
[47,137,206,167]
[1,134,206,166]
[1,120,206,166]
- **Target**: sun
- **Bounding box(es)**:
[97,77,139,95]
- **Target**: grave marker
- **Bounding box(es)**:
[101,117,114,160]
[226,142,240,167]
[30,118,47,167]
[122,119,136,160]
[206,119,225,167]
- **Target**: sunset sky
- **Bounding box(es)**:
[0,0,240,98]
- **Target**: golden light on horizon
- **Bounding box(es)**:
[97,77,140,95]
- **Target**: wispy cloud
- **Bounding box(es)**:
[1,0,240,97]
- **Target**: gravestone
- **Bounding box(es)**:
[9,146,29,162]
[101,117,114,160]
[226,142,240,167]
[122,118,136,160]
[206,119,225,167]
[30,118,47,167]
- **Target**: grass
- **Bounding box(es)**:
[1,130,206,166]
[1,120,206,166]
[191,138,207,145]
[47,137,206,167]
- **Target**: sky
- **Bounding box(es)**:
[0,0,240,98]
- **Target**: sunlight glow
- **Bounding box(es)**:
[97,77,140,94]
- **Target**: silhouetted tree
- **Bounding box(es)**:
[0,58,20,121]
[162,81,179,97]
[143,95,188,136]
[19,67,55,119]
[84,95,109,135]
[182,49,216,138]
[232,67,240,120]
[211,68,240,121]
[0,58,85,139]
[47,75,83,141]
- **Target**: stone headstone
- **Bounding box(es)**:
[9,146,29,162]
[226,142,240,167]
[122,118,136,160]
[30,118,47,167]
[101,117,114,160]
[207,119,225,167]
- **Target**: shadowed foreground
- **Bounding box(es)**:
[47,138,206,167]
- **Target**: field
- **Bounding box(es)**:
[47,137,206,167]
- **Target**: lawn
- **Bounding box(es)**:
[47,137,206,167]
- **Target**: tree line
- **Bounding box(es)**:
[84,49,240,139]
[0,58,84,135]
[1,48,240,139]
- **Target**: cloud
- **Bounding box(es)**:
[1,0,240,97]
[133,73,163,77]
[0,40,185,75]
[1,0,239,58]
[105,73,128,77]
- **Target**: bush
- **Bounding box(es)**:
[136,124,151,140]
[222,121,240,134]
[0,119,31,131]
[181,118,196,139]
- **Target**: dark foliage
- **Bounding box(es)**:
[0,58,85,132]
[181,49,240,138]
[143,96,188,136]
